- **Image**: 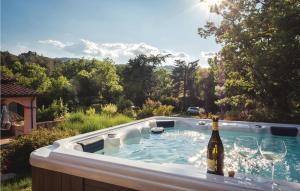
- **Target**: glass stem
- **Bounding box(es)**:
[238,156,242,173]
[271,161,275,190]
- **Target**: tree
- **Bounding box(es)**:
[45,76,77,109]
[152,68,173,99]
[194,68,218,113]
[172,60,199,110]
[16,63,52,93]
[199,0,300,121]
[72,59,123,106]
[122,54,168,106]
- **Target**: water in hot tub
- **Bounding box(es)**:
[94,126,300,183]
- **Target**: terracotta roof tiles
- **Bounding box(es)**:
[1,74,38,97]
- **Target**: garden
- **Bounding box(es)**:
[0,101,176,191]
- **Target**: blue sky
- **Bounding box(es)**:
[1,0,221,66]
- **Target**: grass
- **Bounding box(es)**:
[1,174,32,191]
[59,111,134,133]
[1,112,133,191]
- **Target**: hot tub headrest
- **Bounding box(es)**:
[78,137,104,152]
[271,126,298,137]
[156,120,175,128]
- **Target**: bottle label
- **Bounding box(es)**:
[212,122,218,131]
[207,159,216,172]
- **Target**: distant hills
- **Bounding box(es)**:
[0,51,175,73]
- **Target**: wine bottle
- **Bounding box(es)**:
[207,116,224,176]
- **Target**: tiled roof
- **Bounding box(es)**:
[1,74,38,97]
[1,74,16,83]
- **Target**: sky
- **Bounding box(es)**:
[1,0,221,67]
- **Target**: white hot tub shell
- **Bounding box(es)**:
[30,116,300,191]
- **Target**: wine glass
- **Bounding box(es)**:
[234,136,258,174]
[259,139,287,191]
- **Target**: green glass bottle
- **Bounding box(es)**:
[207,116,224,176]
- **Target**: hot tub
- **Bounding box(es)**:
[30,117,300,191]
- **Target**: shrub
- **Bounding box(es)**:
[101,104,118,116]
[153,105,174,116]
[160,96,180,111]
[90,104,102,113]
[1,128,77,173]
[85,107,96,115]
[137,99,161,119]
[37,98,68,122]
[122,108,137,118]
[137,99,174,119]
[68,111,85,123]
[117,97,133,111]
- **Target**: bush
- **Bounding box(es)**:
[122,108,137,118]
[137,99,174,119]
[137,99,161,119]
[117,97,133,111]
[90,103,102,113]
[67,111,85,123]
[58,112,133,134]
[153,105,174,116]
[101,104,118,116]
[86,107,96,115]
[160,96,180,111]
[37,98,68,122]
[1,128,77,173]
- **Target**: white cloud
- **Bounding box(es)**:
[38,40,66,48]
[39,38,212,66]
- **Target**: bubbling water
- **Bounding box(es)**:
[95,127,300,183]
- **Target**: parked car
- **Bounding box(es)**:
[187,107,200,115]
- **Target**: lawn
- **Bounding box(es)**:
[1,112,133,191]
[58,111,133,133]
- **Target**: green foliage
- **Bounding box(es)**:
[0,66,14,77]
[122,54,168,106]
[137,99,161,119]
[1,52,122,115]
[122,108,137,118]
[16,63,52,93]
[194,68,218,113]
[137,99,174,119]
[152,68,173,99]
[1,128,77,173]
[1,174,32,191]
[43,76,77,108]
[199,0,300,122]
[160,96,180,110]
[37,98,68,121]
[67,111,85,123]
[58,112,133,134]
[153,105,174,116]
[71,59,123,106]
[101,104,118,116]
[172,60,200,110]
[117,97,133,111]
[85,107,96,115]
